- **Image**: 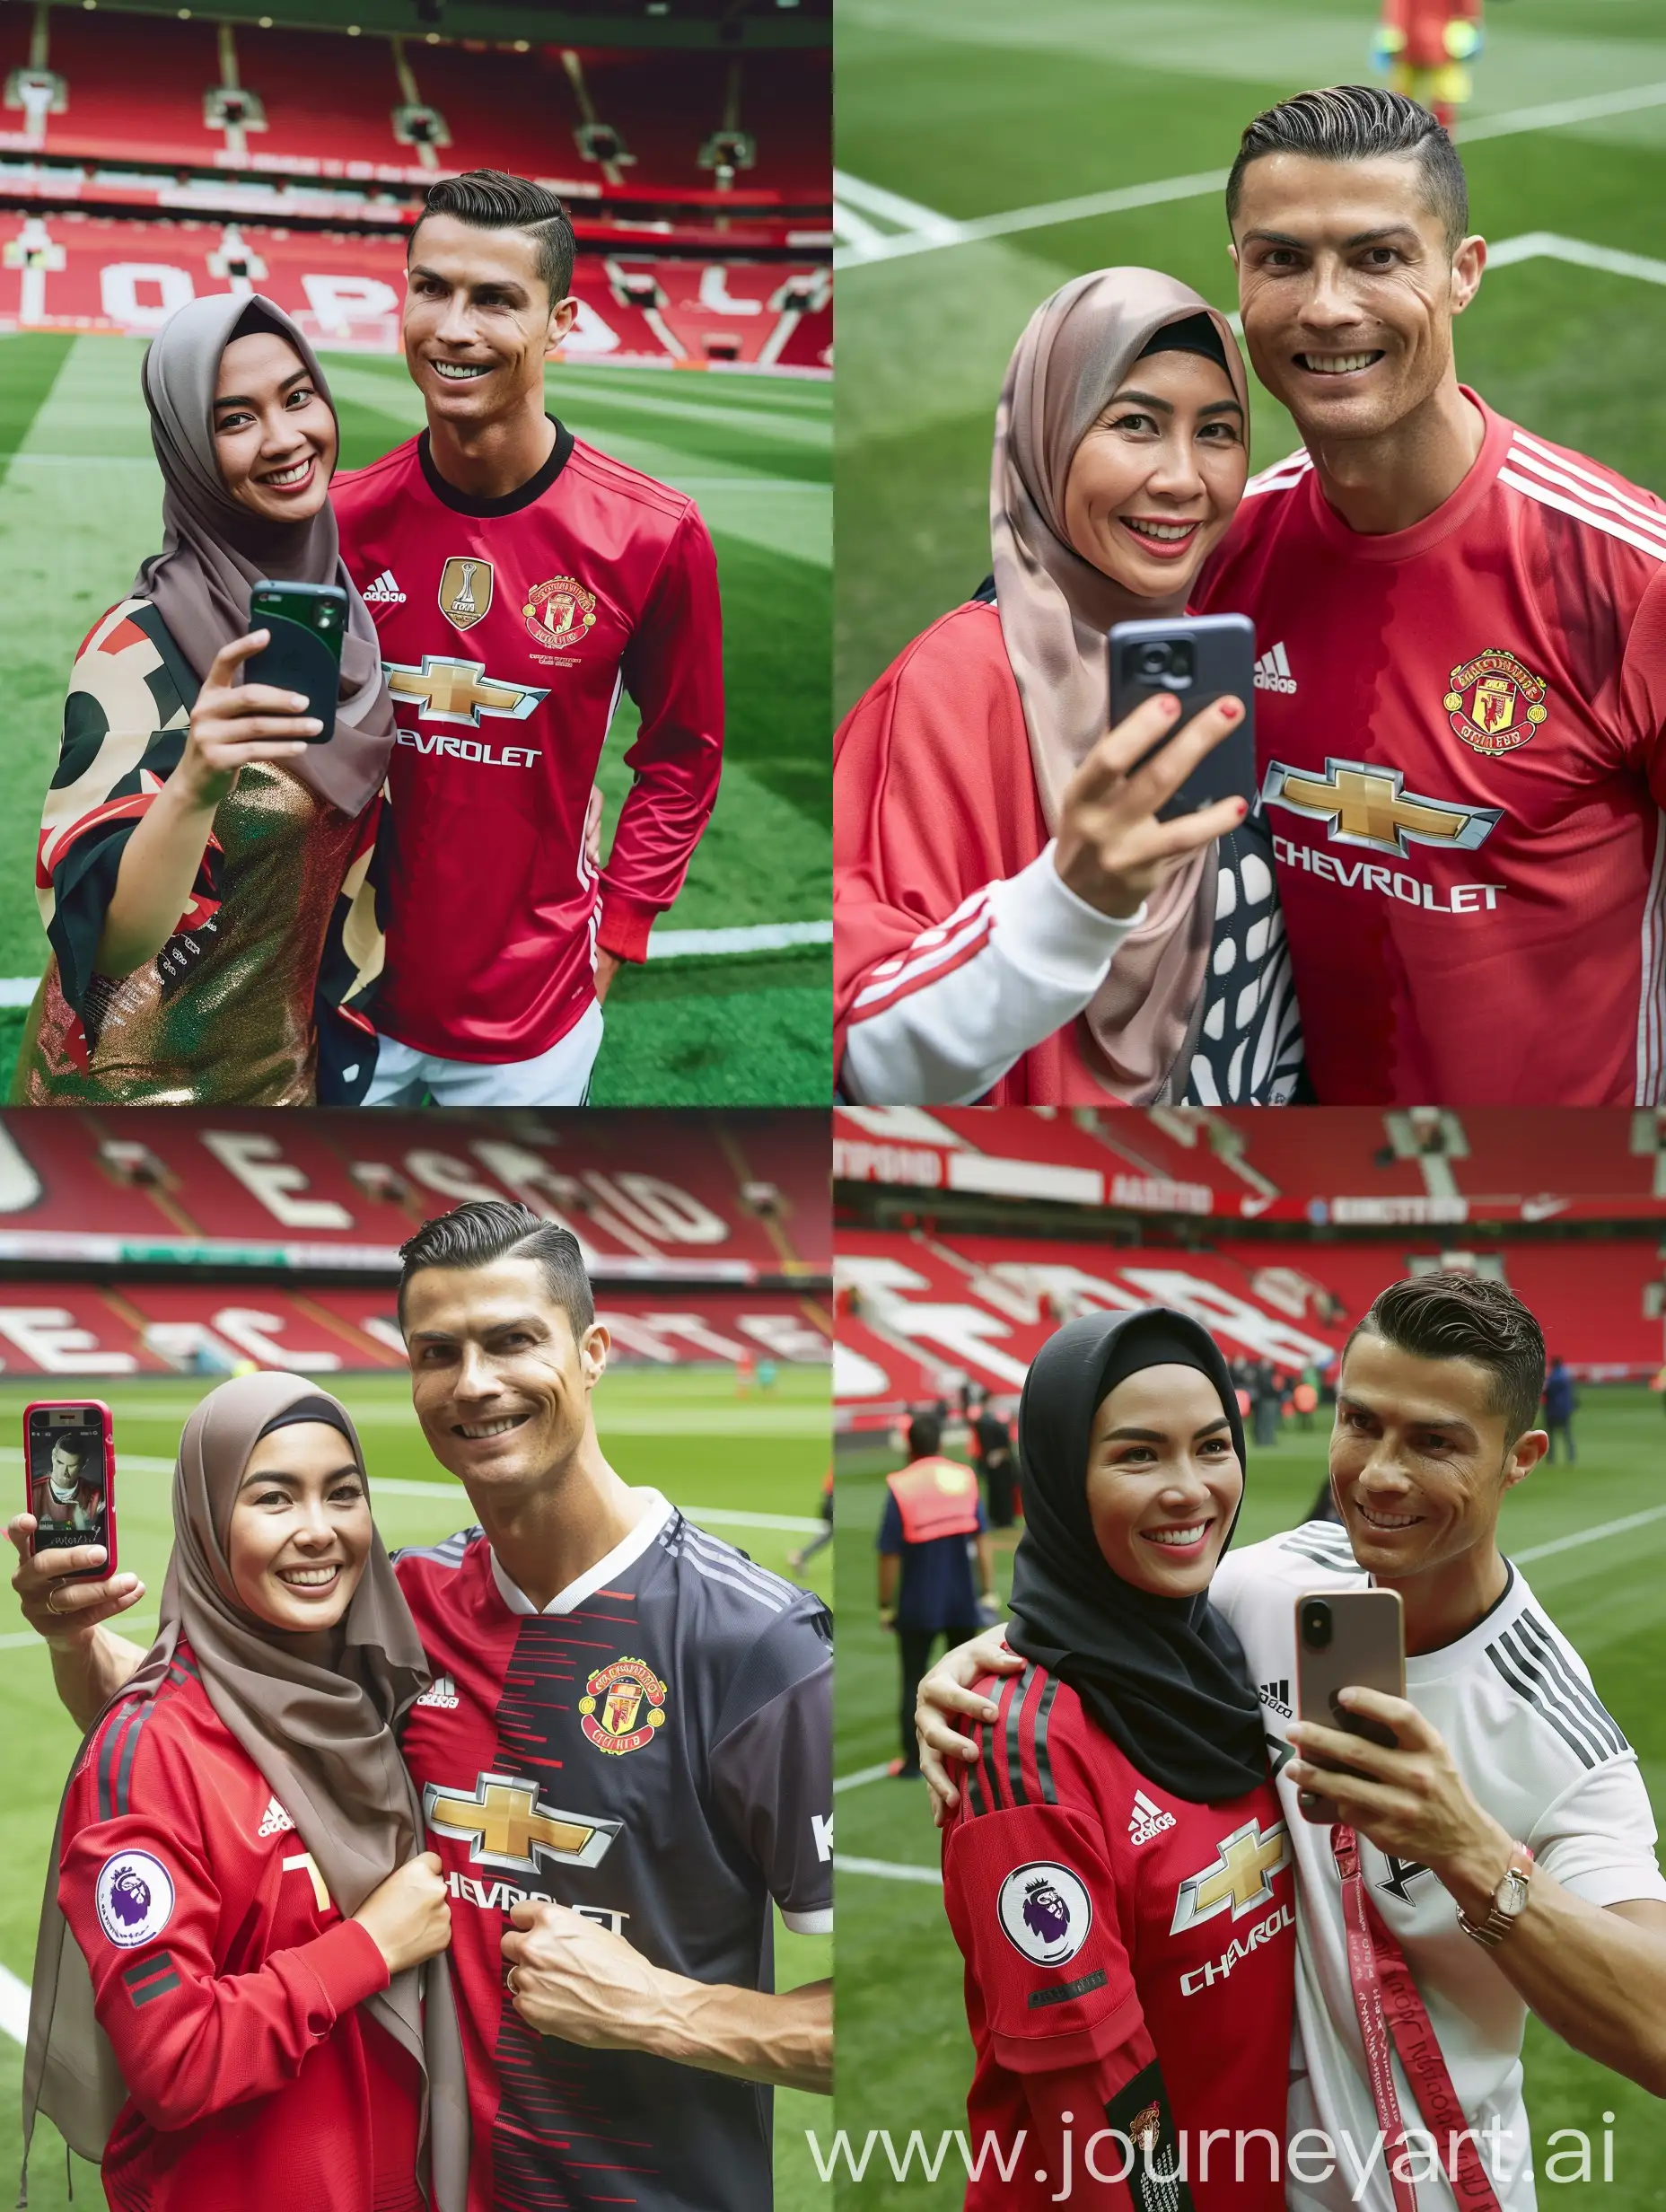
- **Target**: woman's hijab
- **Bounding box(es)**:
[135,291,394,817]
[22,1371,469,2210]
[1007,1306,1268,1803]
[991,269,1250,1101]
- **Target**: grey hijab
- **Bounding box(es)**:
[135,292,394,817]
[22,1373,469,2211]
[991,268,1249,1102]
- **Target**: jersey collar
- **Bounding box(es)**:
[417,413,575,518]
[1402,1558,1521,1686]
[1299,387,1511,564]
[488,1488,674,1617]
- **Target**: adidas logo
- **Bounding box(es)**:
[1253,641,1297,694]
[1128,1788,1176,1846]
[258,1795,295,1838]
[416,1672,460,1709]
[363,568,407,605]
[1258,1679,1293,1720]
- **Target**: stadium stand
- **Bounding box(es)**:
[834,1227,1666,1426]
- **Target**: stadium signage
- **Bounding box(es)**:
[832,1138,946,1188]
[1325,1197,1470,1225]
[1109,1173,1212,1216]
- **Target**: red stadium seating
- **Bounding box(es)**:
[835,1229,1666,1420]
[0,1284,829,1376]
[834,1108,1666,1224]
[0,1110,829,1278]
[0,211,831,367]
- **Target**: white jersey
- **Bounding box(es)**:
[1212,1522,1666,2212]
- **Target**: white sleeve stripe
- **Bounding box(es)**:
[781,1905,833,1936]
[865,882,993,977]
[1511,428,1666,537]
[1498,467,1666,563]
[852,894,994,1013]
[1505,443,1666,554]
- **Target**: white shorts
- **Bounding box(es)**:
[362,1000,604,1107]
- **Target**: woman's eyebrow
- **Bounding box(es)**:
[238,1460,360,1488]
[1105,388,1173,414]
[214,369,310,410]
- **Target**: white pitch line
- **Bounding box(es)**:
[1486,232,1666,289]
[834,80,1666,270]
[0,1963,29,2044]
[1511,1504,1666,1564]
[834,1760,897,1794]
[837,1853,943,1886]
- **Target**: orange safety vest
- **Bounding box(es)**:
[886,1456,982,1545]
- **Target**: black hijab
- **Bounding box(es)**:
[1008,1307,1267,1803]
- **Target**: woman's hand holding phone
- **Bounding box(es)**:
[180,630,324,809]
[1052,689,1249,920]
[352,1851,453,1975]
[5,1515,144,1649]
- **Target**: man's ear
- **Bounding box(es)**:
[1450,233,1486,317]
[1502,1426,1548,1491]
[546,293,580,357]
[580,1320,609,1388]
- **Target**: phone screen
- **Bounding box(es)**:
[27,1402,112,1562]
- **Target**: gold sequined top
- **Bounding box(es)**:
[11,599,368,1106]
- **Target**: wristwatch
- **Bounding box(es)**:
[1457,1840,1534,1947]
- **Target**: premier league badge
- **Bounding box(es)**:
[1443,648,1549,757]
[996,1860,1092,1965]
[95,1849,175,1948]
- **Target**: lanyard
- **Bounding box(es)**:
[1332,1825,1504,2212]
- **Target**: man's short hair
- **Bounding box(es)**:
[908,1411,943,1462]
[410,168,576,303]
[1226,84,1469,251]
[397,1200,595,1339]
[1346,1272,1546,1446]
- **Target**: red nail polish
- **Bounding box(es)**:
[1220,698,1241,721]
[1161,693,1181,717]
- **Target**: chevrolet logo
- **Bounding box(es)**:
[1262,758,1501,857]
[423,1773,621,1874]
[1171,1818,1289,1933]
[383,655,549,728]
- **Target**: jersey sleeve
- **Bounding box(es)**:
[876,1491,903,1554]
[597,501,724,961]
[1618,562,1666,810]
[58,1703,390,2130]
[1530,1751,1666,1909]
[37,604,219,1016]
[708,1602,833,1936]
[834,614,1141,1103]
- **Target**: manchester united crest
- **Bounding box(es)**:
[523,575,598,653]
[579,1656,668,1756]
[1442,648,1548,757]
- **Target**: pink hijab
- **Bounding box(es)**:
[991,268,1249,1102]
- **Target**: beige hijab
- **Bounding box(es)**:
[22,1372,469,2211]
[991,268,1249,1102]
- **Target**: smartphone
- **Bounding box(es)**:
[1293,1588,1404,1820]
[24,1400,116,1579]
[245,579,347,745]
[1108,613,1257,820]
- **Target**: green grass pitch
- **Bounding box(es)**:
[0,343,830,1103]
[834,0,1666,715]
[832,1386,1666,2209]
[0,1361,832,2212]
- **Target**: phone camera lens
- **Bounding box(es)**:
[1136,641,1172,680]
[1167,640,1196,682]
[1302,1600,1332,1650]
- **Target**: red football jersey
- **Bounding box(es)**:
[943,1664,1293,2211]
[1195,392,1666,1103]
[57,1643,422,2212]
[332,422,723,1061]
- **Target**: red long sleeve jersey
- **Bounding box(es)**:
[333,421,723,1062]
[1194,393,1666,1103]
[57,1643,422,2212]
[943,1665,1293,2211]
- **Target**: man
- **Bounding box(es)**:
[30,1435,103,1538]
[323,169,723,1105]
[1543,1354,1577,1462]
[1191,86,1666,1104]
[877,1412,995,1779]
[1372,0,1483,132]
[969,1390,1017,1529]
[918,1274,1666,2209]
[12,1201,831,2211]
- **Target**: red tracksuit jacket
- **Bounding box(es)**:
[58,1641,424,2212]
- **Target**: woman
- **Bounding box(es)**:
[22,1372,469,2212]
[12,292,393,1105]
[936,1310,1293,2208]
[835,268,1303,1105]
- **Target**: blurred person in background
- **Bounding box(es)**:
[1372,0,1484,132]
[877,1412,995,1780]
[969,1391,1019,1530]
[1543,1354,1578,1463]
